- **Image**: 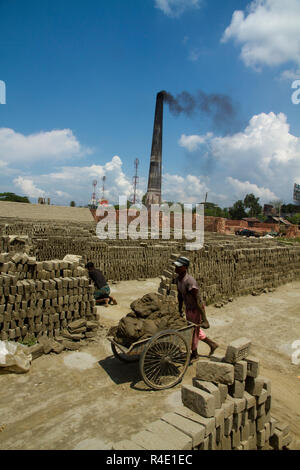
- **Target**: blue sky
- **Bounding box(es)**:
[0,0,300,207]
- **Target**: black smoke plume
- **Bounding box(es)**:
[161,90,236,131]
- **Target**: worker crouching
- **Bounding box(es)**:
[85,261,117,307]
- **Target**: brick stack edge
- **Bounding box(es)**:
[0,243,97,343]
[158,244,300,305]
[112,338,293,451]
[1,221,300,302]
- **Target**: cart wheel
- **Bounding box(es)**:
[139,329,190,390]
[111,343,139,363]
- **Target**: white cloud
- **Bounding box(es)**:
[280,68,300,81]
[0,128,92,164]
[34,156,137,205]
[210,112,300,166]
[179,111,300,203]
[163,172,209,203]
[222,0,300,69]
[179,133,212,151]
[14,177,45,198]
[55,190,71,198]
[10,154,211,206]
[155,0,201,17]
[227,177,278,201]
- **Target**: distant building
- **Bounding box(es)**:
[266,215,291,226]
[263,204,276,216]
[38,197,50,205]
[242,217,261,227]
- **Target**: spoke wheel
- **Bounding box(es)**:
[111,343,139,363]
[139,330,190,390]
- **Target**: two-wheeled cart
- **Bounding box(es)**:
[107,322,196,390]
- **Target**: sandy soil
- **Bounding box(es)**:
[0,201,92,222]
[0,278,299,450]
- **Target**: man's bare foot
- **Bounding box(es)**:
[190,350,199,362]
[209,342,219,356]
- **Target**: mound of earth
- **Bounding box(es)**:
[108,293,188,347]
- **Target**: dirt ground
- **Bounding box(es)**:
[0,278,299,450]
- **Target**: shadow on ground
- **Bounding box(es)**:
[98,355,144,387]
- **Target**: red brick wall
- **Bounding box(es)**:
[226,220,248,228]
[285,225,300,238]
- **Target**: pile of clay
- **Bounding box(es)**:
[108,293,188,347]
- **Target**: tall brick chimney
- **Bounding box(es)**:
[145,91,164,207]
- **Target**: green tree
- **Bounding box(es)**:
[142,193,147,205]
[281,203,300,215]
[203,202,229,218]
[229,200,247,220]
[0,192,30,203]
[243,193,262,217]
[70,201,76,207]
[286,213,300,225]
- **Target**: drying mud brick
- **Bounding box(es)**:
[195,360,234,385]
[111,440,145,450]
[27,343,44,360]
[61,339,82,351]
[269,429,283,450]
[1,216,300,305]
[228,380,245,399]
[68,319,87,331]
[174,406,215,437]
[145,420,192,450]
[215,383,228,404]
[226,395,246,414]
[192,379,222,409]
[130,429,177,451]
[245,376,265,396]
[244,391,256,409]
[224,415,233,436]
[161,412,205,447]
[224,338,252,364]
[221,399,234,419]
[181,384,216,418]
[245,356,260,378]
[214,408,225,428]
[234,361,247,381]
[275,422,290,436]
[0,245,98,344]
[257,388,269,405]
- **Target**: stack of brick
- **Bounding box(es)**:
[157,253,180,298]
[0,235,33,255]
[158,243,300,305]
[112,338,293,450]
[179,338,292,450]
[1,221,300,300]
[28,319,100,358]
[0,250,97,342]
